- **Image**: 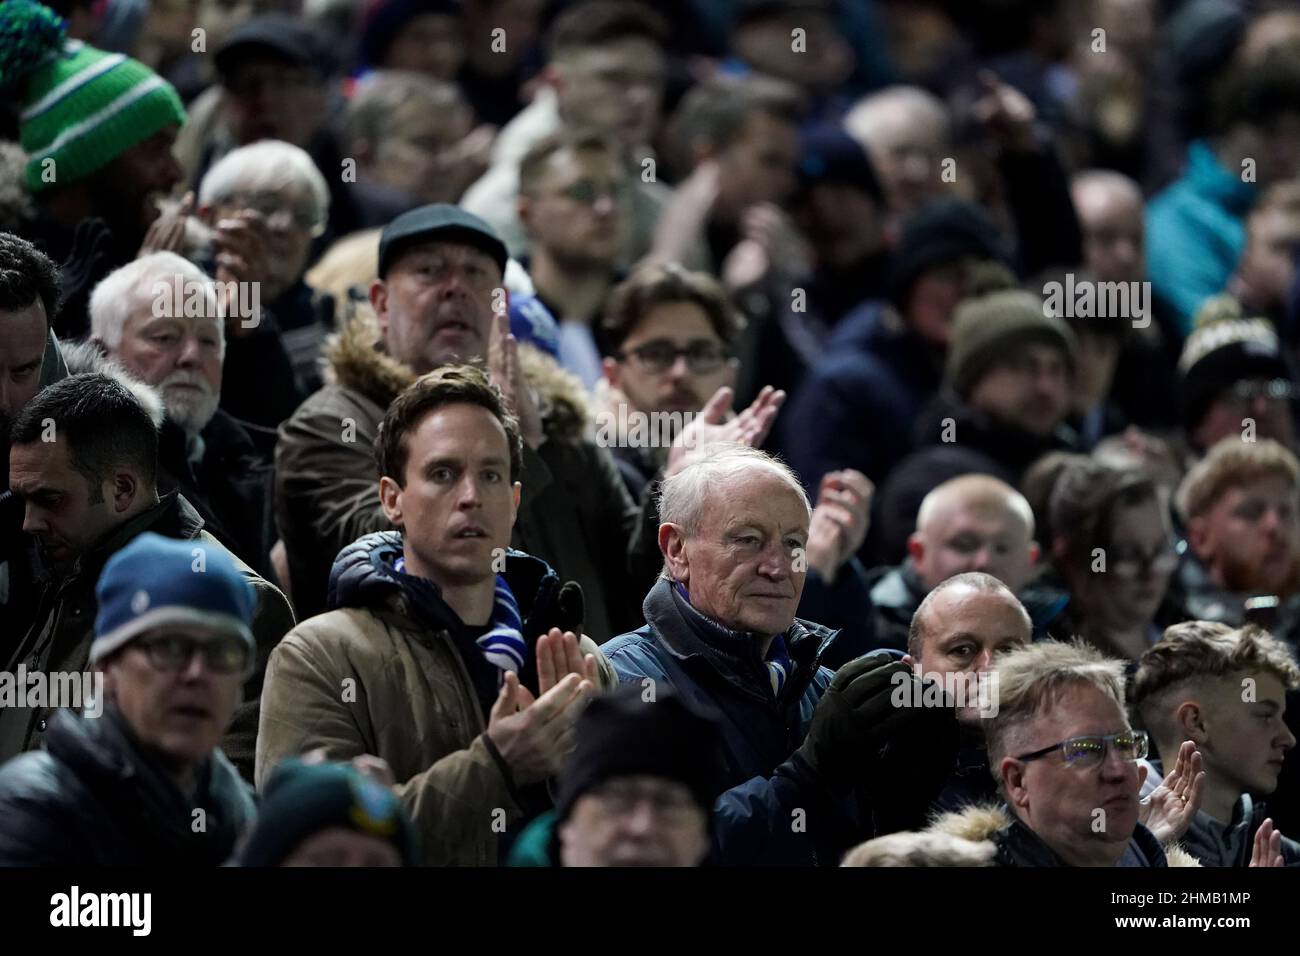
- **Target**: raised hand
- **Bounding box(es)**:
[487,309,544,449]
[1250,818,1285,867]
[486,671,593,785]
[665,385,786,477]
[536,628,599,696]
[1138,740,1205,845]
[805,469,873,583]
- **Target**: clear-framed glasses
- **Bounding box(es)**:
[1109,544,1178,578]
[1015,730,1148,770]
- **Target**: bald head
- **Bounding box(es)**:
[909,573,1033,725]
[909,475,1038,591]
[1071,170,1144,285]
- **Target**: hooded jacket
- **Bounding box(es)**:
[1180,793,1300,867]
[0,492,295,779]
[0,706,255,866]
[255,531,616,866]
[273,306,658,639]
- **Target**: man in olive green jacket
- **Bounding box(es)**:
[258,366,615,865]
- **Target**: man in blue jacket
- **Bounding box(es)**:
[602,445,956,864]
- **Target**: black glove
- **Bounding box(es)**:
[795,653,919,794]
[867,670,962,832]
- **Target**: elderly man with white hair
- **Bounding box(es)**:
[90,252,276,577]
[602,444,956,865]
[193,139,336,426]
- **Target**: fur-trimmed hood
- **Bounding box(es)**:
[58,339,165,428]
[923,803,1202,867]
[323,303,591,441]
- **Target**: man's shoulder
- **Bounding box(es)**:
[0,749,76,806]
[602,626,671,679]
[285,382,380,428]
[278,605,406,659]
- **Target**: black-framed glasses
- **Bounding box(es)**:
[135,633,251,675]
[1015,730,1148,769]
[617,339,729,374]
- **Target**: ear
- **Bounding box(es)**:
[510,481,521,526]
[1027,540,1040,565]
[602,356,621,388]
[1186,515,1211,559]
[111,471,140,514]
[379,475,403,527]
[1050,535,1070,563]
[906,532,925,565]
[370,278,390,338]
[517,194,533,232]
[659,522,690,583]
[1175,700,1208,746]
[351,138,374,167]
[1000,756,1030,813]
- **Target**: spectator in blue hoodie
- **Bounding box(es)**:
[1147,52,1300,336]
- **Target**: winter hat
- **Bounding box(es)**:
[796,123,884,205]
[214,14,333,81]
[235,758,419,866]
[888,198,1014,307]
[91,532,255,666]
[945,289,1077,397]
[508,293,560,358]
[554,684,725,823]
[359,0,462,70]
[0,0,186,194]
[1179,295,1291,430]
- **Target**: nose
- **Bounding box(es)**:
[21,503,46,537]
[180,648,211,682]
[758,540,792,579]
[666,353,690,379]
[178,335,202,367]
[968,547,990,572]
[1100,743,1131,779]
[974,649,995,673]
[1280,722,1297,752]
[592,192,616,217]
[456,473,483,508]
[0,381,11,417]
[620,801,657,836]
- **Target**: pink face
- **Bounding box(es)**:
[1191,474,1300,595]
[113,303,223,436]
[1196,671,1296,801]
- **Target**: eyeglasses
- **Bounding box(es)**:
[558,180,620,207]
[1228,379,1296,404]
[1015,730,1148,769]
[1109,544,1178,579]
[220,191,323,234]
[135,634,251,675]
[617,340,729,374]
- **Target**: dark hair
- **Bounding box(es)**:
[546,0,669,61]
[1048,459,1158,571]
[1211,49,1300,135]
[518,130,622,198]
[9,373,159,498]
[667,73,805,172]
[0,231,61,324]
[376,365,522,487]
[601,262,744,353]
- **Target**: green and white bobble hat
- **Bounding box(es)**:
[0,0,186,193]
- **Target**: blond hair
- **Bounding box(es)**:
[1133,621,1300,752]
[984,640,1128,767]
[1176,438,1300,521]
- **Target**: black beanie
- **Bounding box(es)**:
[1179,296,1291,432]
[554,685,725,822]
[888,198,1014,307]
[235,759,419,866]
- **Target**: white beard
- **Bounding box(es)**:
[160,372,220,438]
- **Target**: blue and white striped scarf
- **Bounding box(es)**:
[394,557,527,678]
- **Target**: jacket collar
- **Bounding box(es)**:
[993,814,1166,867]
[63,492,204,586]
[641,576,836,705]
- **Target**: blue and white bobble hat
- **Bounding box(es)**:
[91,532,256,665]
[507,293,561,359]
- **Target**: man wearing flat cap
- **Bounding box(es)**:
[0,533,258,866]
